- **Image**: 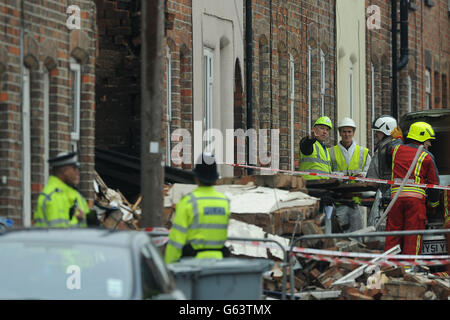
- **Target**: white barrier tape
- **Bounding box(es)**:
[295,252,448,267]
[148,234,450,266]
[225,163,450,191]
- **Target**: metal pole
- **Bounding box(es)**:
[140,0,164,227]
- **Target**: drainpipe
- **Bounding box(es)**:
[20,0,27,226]
[245,0,253,174]
[269,0,273,127]
[391,0,398,120]
[398,0,409,70]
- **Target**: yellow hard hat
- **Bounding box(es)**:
[314,116,333,129]
[406,121,435,142]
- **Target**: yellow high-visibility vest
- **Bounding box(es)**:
[299,140,331,180]
[164,186,230,264]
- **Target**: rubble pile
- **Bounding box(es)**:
[93,171,142,230]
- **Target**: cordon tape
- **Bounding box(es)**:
[225,163,450,191]
[146,231,450,267]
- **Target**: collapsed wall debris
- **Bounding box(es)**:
[96,169,449,300]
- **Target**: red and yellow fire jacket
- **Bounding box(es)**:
[391,143,440,207]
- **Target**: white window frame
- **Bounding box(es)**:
[308,46,312,132]
[289,54,295,171]
[203,48,214,152]
[349,59,354,119]
[407,75,412,112]
[320,50,325,116]
[70,58,81,147]
[22,67,31,227]
[43,70,50,182]
[425,69,431,109]
[166,49,172,166]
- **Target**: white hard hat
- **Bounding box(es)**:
[372,115,397,136]
[338,117,356,129]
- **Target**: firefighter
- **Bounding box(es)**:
[164,152,231,264]
[366,115,402,228]
[33,152,97,228]
[328,117,371,233]
[367,115,401,194]
[299,116,333,180]
[384,122,440,255]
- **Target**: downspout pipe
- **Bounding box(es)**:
[20,0,25,226]
[245,0,253,175]
[391,0,398,120]
[397,0,409,71]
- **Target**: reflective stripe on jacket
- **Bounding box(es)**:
[328,143,370,176]
[444,190,449,225]
[33,175,90,228]
[164,186,231,264]
[391,144,440,207]
[299,140,331,180]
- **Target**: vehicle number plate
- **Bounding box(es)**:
[421,239,447,255]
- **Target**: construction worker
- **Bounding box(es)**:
[366,115,402,228]
[328,117,371,233]
[384,122,440,255]
[33,152,96,228]
[299,116,333,180]
[164,152,231,264]
[299,116,334,232]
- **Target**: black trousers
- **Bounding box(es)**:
[182,243,231,258]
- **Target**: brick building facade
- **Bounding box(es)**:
[0,0,97,226]
[365,0,449,150]
[94,0,449,181]
[95,0,337,175]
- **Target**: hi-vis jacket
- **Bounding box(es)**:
[328,142,371,176]
[33,175,90,228]
[164,186,231,264]
[391,144,440,207]
[299,138,331,180]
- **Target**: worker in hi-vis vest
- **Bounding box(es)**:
[33,152,98,228]
[164,152,231,264]
[299,116,333,180]
[385,122,440,255]
[328,117,371,233]
[299,116,334,233]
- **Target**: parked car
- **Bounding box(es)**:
[399,109,450,255]
[0,228,185,300]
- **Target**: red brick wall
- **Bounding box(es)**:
[0,0,97,225]
[251,0,336,170]
[366,0,449,150]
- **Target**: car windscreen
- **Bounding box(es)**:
[0,241,133,300]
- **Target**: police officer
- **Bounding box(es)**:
[328,117,371,233]
[33,152,96,228]
[164,152,231,264]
